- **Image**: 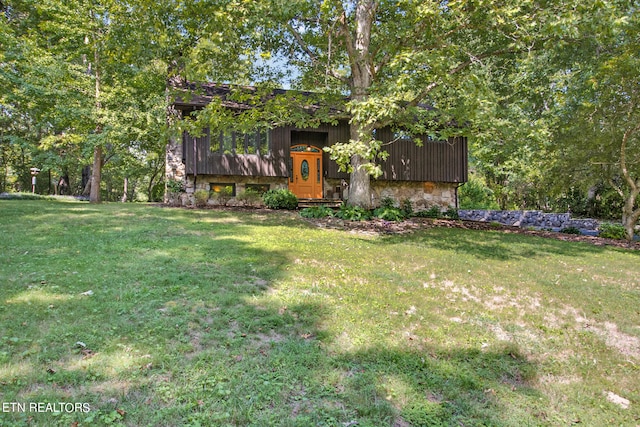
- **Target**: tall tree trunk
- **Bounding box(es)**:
[121,177,128,202]
[343,0,376,208]
[147,161,163,202]
[88,11,103,204]
[621,188,639,241]
[89,144,102,203]
[617,125,640,240]
[82,165,92,195]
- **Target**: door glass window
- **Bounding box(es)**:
[289,157,293,182]
[301,160,309,181]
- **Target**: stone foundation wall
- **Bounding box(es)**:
[185,174,289,207]
[165,136,186,205]
[371,181,457,210]
[166,153,459,210]
[458,209,600,231]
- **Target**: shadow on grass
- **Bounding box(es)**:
[0,201,544,426]
[378,226,608,261]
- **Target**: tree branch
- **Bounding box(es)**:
[286,21,318,63]
[286,20,348,85]
[406,47,525,108]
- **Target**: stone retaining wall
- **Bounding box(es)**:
[458,210,600,231]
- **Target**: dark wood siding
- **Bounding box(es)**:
[376,128,468,183]
[183,122,467,183]
[183,128,288,177]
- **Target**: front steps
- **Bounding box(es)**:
[297,198,343,209]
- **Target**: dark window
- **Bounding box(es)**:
[245,184,270,194]
[257,130,269,155]
[212,132,221,152]
[392,130,413,142]
[301,160,310,181]
[289,157,293,182]
[217,128,270,155]
[220,130,234,154]
[245,132,257,154]
[291,145,321,152]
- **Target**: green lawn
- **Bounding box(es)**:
[0,200,638,426]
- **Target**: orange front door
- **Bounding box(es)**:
[289,147,323,199]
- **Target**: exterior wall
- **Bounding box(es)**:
[376,132,468,183]
[325,178,457,210]
[165,134,187,205]
[371,180,458,210]
[169,111,467,208]
[181,125,468,184]
[177,173,457,209]
[184,174,288,207]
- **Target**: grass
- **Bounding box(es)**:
[0,200,639,426]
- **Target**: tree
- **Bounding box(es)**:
[1,0,169,201]
[188,0,583,208]
[548,0,640,240]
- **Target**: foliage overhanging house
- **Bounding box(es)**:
[165,82,468,208]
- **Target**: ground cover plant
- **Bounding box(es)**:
[0,200,639,426]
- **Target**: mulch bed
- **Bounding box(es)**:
[303,216,640,251]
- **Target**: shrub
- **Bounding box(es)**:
[599,223,626,240]
[150,182,165,202]
[560,226,582,235]
[379,196,396,209]
[401,198,414,217]
[166,179,184,194]
[335,204,372,221]
[443,207,459,219]
[262,189,298,210]
[415,205,442,218]
[300,205,334,218]
[236,188,262,206]
[373,206,406,221]
[458,176,499,209]
[194,189,209,207]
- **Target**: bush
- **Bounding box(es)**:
[415,205,442,218]
[459,176,499,209]
[373,206,406,221]
[300,205,334,218]
[150,182,165,202]
[560,226,582,235]
[335,204,372,221]
[194,189,209,207]
[443,207,459,219]
[401,198,414,217]
[262,189,298,210]
[236,188,262,206]
[599,223,626,240]
[379,197,396,209]
[166,179,184,194]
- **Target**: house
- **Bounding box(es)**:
[165,82,468,209]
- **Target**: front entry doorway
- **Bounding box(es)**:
[289,145,323,199]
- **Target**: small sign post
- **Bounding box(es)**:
[30,167,40,193]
